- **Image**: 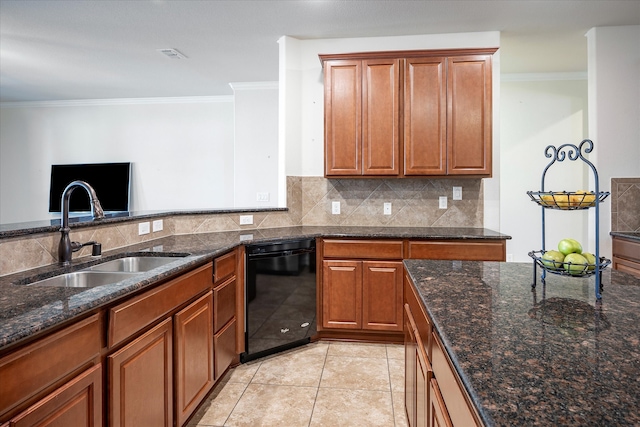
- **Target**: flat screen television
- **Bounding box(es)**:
[49,162,131,213]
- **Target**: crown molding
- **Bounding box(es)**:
[0,96,234,108]
[501,72,587,82]
[228,81,279,91]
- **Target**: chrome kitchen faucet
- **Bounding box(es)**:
[58,180,104,264]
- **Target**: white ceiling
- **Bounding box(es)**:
[1,0,638,102]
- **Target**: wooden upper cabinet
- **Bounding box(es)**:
[321,48,496,178]
[324,60,362,176]
[323,58,400,176]
[362,58,401,175]
[447,55,493,176]
[404,57,447,176]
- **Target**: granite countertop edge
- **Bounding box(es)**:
[0,226,511,351]
[610,231,640,242]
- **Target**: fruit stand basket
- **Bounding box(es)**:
[528,250,611,278]
[527,139,610,299]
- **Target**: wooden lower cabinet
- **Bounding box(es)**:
[429,378,453,427]
[404,272,481,427]
[322,260,403,331]
[7,364,102,427]
[108,318,173,427]
[612,236,640,278]
[214,319,237,380]
[174,292,215,427]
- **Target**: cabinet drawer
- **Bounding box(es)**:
[407,240,505,261]
[613,256,640,278]
[214,276,236,333]
[214,250,237,284]
[432,331,480,427]
[612,237,640,262]
[322,239,403,259]
[214,318,237,380]
[108,263,212,348]
[0,314,102,418]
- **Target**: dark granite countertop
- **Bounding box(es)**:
[404,260,640,426]
[611,231,640,242]
[0,207,287,239]
[0,226,510,351]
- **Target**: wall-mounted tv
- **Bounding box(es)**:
[49,162,132,213]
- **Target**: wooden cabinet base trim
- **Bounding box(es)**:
[315,330,403,344]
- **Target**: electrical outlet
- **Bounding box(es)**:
[332,201,340,215]
[453,186,462,200]
[138,222,150,235]
[256,192,270,202]
[384,202,392,215]
[239,215,253,225]
[507,254,514,262]
[439,196,447,209]
[152,219,163,232]
[240,234,254,241]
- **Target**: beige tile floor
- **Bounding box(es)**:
[187,341,408,427]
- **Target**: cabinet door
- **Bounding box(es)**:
[416,339,430,427]
[362,261,403,331]
[174,292,214,427]
[362,58,400,175]
[324,60,362,176]
[429,379,453,427]
[108,318,173,427]
[404,305,417,427]
[9,365,102,427]
[404,57,447,176]
[214,318,237,380]
[447,55,493,176]
[322,260,362,329]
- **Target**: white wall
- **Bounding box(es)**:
[280,32,502,229]
[587,25,640,259]
[500,77,589,262]
[230,82,279,208]
[0,97,235,224]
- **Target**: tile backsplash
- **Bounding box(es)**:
[611,177,640,232]
[0,176,483,276]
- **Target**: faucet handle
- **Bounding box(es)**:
[92,243,102,257]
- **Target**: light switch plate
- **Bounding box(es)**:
[239,215,253,225]
[453,186,462,200]
[332,201,341,215]
[439,196,448,209]
[256,192,270,202]
[384,202,392,215]
[138,222,150,235]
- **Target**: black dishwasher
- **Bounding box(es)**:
[241,238,316,362]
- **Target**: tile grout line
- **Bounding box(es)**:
[307,343,330,426]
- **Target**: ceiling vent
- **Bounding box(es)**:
[157,48,187,59]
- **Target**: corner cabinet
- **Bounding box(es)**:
[319,239,404,337]
[320,48,496,178]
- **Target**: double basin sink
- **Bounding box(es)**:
[26,256,186,288]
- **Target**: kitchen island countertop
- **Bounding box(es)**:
[0,226,509,351]
[404,259,640,426]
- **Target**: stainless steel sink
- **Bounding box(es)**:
[26,271,141,288]
[83,256,181,273]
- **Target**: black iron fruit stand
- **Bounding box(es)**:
[526,139,611,300]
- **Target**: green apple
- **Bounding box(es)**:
[541,250,564,270]
[564,253,588,275]
[558,238,583,256]
[582,252,597,271]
